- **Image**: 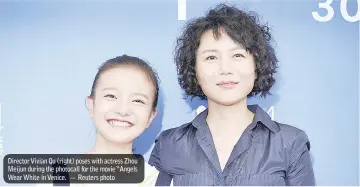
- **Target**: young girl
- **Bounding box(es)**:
[84,55,160,186]
[38,55,159,186]
[149,3,315,186]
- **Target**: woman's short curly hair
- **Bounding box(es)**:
[174,3,278,99]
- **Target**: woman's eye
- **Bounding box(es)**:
[104,94,117,99]
[205,56,217,60]
[233,53,245,58]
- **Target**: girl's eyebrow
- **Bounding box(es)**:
[132,93,149,99]
[102,87,117,91]
[102,87,149,99]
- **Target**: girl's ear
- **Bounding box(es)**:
[146,109,157,128]
[86,96,95,118]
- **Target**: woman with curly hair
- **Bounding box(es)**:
[149,3,315,186]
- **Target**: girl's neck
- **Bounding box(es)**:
[88,133,133,154]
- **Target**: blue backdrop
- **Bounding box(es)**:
[0,0,359,185]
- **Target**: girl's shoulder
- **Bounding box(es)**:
[139,162,159,186]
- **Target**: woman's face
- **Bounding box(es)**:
[195,29,257,106]
[87,65,157,144]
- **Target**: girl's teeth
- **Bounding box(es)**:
[108,120,131,127]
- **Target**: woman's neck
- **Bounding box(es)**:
[206,98,255,132]
[88,133,133,154]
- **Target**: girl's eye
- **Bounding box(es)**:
[133,99,145,104]
[104,94,117,99]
